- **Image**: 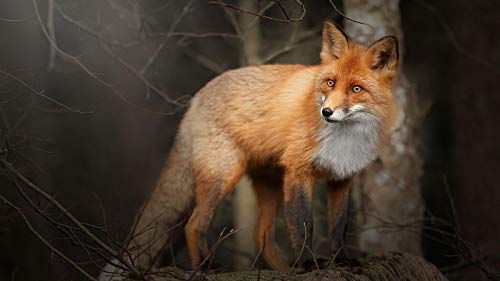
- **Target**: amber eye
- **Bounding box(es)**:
[352,85,362,93]
[327,79,335,87]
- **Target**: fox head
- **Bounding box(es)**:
[316,22,398,126]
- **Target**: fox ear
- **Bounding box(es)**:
[367,36,399,72]
[320,21,349,62]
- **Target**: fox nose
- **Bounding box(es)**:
[322,107,333,117]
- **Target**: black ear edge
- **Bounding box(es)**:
[324,20,351,43]
[369,35,399,69]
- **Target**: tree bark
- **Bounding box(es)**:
[343,0,424,255]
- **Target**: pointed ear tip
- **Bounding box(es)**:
[323,21,350,42]
[390,35,399,43]
[375,36,399,56]
[323,21,336,30]
[387,36,399,58]
[384,35,399,46]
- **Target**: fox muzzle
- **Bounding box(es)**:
[322,107,347,122]
[322,104,366,123]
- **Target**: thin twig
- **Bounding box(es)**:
[53,3,133,48]
[32,0,180,112]
[209,0,306,23]
[306,246,320,272]
[219,0,244,42]
[187,228,241,281]
[99,43,187,110]
[0,17,30,22]
[328,0,375,31]
[0,194,98,281]
[250,238,265,270]
[413,0,500,76]
[47,0,56,70]
[171,31,239,40]
[442,176,461,233]
[271,0,307,22]
[5,159,129,273]
[262,25,320,64]
[53,4,186,112]
[0,158,143,278]
[286,222,308,279]
[141,0,194,74]
[0,69,89,114]
[181,46,225,74]
[319,246,343,280]
[247,1,276,28]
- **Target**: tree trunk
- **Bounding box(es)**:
[343,0,424,255]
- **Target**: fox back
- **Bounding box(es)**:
[187,23,398,179]
[99,22,399,279]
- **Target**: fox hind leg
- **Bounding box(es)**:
[185,148,245,270]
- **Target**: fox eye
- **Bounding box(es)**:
[352,85,362,93]
[327,79,335,88]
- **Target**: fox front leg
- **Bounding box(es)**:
[326,178,352,259]
[283,171,314,267]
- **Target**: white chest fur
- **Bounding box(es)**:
[312,121,380,180]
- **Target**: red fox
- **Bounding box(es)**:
[100,21,398,279]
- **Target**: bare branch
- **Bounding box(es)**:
[209,0,306,23]
[53,3,187,113]
[0,157,143,278]
[103,0,140,29]
[327,0,375,31]
[187,228,241,281]
[0,194,98,281]
[247,1,276,29]
[53,3,135,48]
[0,69,90,114]
[32,0,181,112]
[141,0,195,74]
[0,17,30,22]
[181,46,225,74]
[413,0,500,76]
[171,31,239,40]
[47,0,56,70]
[288,222,308,275]
[220,0,244,42]
[262,25,320,64]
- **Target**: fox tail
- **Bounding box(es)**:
[99,130,194,280]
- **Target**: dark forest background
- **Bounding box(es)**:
[0,0,498,280]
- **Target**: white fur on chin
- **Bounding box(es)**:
[313,110,379,179]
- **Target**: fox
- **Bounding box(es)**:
[99,21,398,280]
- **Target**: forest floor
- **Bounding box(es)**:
[124,252,448,281]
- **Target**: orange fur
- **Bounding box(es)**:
[102,22,400,276]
